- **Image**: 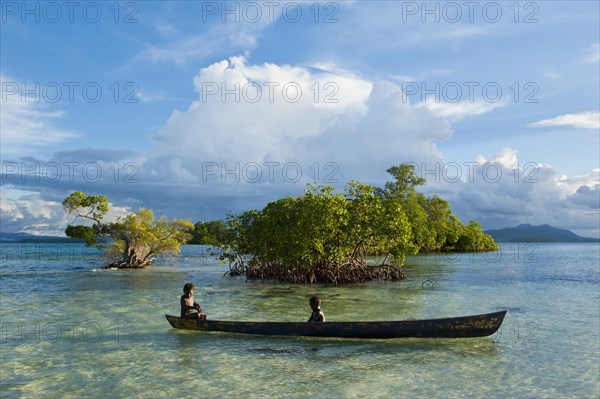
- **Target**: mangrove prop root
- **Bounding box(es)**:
[104,258,151,269]
[226,255,405,285]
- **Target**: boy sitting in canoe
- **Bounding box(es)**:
[307,296,325,322]
[181,283,207,320]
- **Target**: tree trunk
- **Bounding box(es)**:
[106,256,150,269]
[105,244,151,269]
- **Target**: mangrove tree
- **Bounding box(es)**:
[63,192,194,268]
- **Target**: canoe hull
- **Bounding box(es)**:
[165,311,506,339]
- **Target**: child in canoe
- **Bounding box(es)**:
[181,283,207,320]
[307,296,325,322]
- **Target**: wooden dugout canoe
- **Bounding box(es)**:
[165,310,506,339]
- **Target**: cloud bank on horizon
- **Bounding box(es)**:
[1,1,599,237]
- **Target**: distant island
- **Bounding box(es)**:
[0,232,85,243]
[485,224,600,243]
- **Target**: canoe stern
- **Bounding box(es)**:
[165,314,209,331]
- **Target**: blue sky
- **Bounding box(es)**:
[1,1,599,237]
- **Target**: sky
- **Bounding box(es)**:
[1,0,599,237]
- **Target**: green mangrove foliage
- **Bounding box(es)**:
[188,220,228,245]
[222,164,498,284]
[63,192,194,268]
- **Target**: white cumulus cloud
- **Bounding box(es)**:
[427,148,600,237]
[0,76,79,158]
[418,98,507,121]
[147,55,453,191]
[0,187,134,236]
[529,111,600,129]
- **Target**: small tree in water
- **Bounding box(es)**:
[63,192,193,268]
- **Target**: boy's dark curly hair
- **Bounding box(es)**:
[183,283,195,293]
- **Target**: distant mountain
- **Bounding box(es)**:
[485,224,600,243]
[0,232,84,243]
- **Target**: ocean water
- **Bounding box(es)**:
[0,243,598,398]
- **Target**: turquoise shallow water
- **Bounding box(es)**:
[1,243,599,398]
